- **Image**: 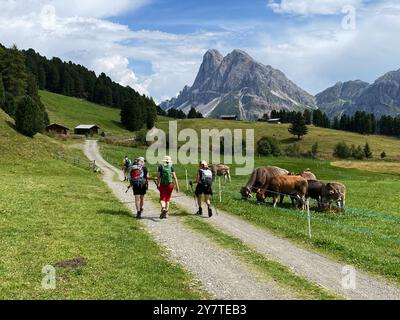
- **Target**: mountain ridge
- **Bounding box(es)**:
[161,49,317,120]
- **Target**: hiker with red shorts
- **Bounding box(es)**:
[157,156,179,219]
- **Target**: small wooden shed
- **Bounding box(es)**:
[46,123,70,135]
[74,124,100,136]
[220,115,238,121]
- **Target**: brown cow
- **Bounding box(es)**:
[289,169,317,181]
[240,166,289,200]
[299,169,317,181]
[210,164,231,182]
[257,176,308,210]
[322,182,346,209]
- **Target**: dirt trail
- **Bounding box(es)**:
[84,140,291,300]
[163,182,400,300]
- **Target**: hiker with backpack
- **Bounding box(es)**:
[129,157,149,219]
[190,161,214,218]
[122,156,131,182]
[157,156,179,219]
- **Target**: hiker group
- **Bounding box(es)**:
[122,156,214,219]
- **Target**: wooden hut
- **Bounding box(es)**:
[74,125,100,135]
[46,123,70,135]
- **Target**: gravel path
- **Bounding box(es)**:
[84,140,291,300]
[166,182,400,300]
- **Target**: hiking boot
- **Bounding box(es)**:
[160,209,167,219]
[208,207,213,218]
[196,207,203,216]
[136,211,142,219]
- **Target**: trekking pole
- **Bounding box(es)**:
[125,185,131,193]
[189,182,198,209]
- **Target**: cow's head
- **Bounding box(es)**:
[256,189,266,203]
[240,187,252,200]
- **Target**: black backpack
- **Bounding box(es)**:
[200,169,213,187]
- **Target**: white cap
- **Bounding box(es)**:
[138,157,145,162]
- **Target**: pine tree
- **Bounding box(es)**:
[2,45,28,97]
[363,142,373,159]
[15,96,45,137]
[289,112,308,140]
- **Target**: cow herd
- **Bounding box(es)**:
[240,166,346,211]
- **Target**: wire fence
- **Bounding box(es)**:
[192,180,400,245]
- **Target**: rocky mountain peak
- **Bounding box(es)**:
[161,49,317,120]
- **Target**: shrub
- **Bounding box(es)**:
[311,142,319,158]
[351,145,364,160]
[257,136,281,156]
[134,129,149,146]
[381,151,387,159]
[284,143,302,158]
[333,142,351,159]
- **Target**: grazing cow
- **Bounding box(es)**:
[299,169,317,181]
[210,164,231,182]
[257,176,308,210]
[322,182,346,209]
[289,169,317,181]
[306,180,326,208]
[240,166,289,200]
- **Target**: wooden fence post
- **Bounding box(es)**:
[219,176,222,203]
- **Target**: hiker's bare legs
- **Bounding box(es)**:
[140,195,145,211]
[205,194,211,207]
[197,195,202,208]
[134,195,141,212]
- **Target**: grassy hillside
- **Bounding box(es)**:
[100,143,400,285]
[41,89,400,158]
[40,90,132,136]
[156,118,400,159]
[0,110,206,299]
[0,110,66,161]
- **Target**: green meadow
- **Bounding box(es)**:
[0,110,206,299]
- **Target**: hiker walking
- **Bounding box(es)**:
[191,161,214,218]
[122,156,131,181]
[157,156,179,219]
[130,157,148,219]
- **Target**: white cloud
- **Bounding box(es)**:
[268,0,362,15]
[252,1,400,94]
[93,55,150,95]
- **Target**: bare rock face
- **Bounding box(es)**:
[161,49,317,120]
[317,69,400,119]
[316,80,370,119]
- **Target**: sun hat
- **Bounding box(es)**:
[200,160,208,168]
[138,157,145,162]
[162,156,173,164]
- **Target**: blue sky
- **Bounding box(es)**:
[0,0,399,102]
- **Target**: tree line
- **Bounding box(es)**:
[0,44,49,136]
[265,109,400,139]
[157,107,203,119]
[22,47,157,132]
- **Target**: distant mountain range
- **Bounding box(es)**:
[160,49,317,120]
[317,69,400,119]
[161,49,400,120]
